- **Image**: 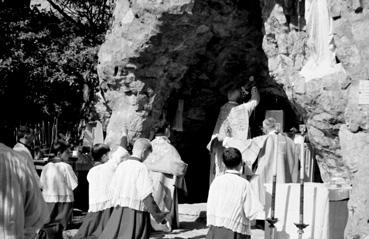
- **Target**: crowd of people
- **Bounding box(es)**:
[1,81,311,239]
[1,123,188,239]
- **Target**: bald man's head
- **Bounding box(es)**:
[262,117,277,134]
[132,138,152,161]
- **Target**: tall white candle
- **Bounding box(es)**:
[300,140,305,180]
[274,124,280,176]
[274,132,279,176]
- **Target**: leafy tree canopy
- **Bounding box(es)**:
[0,2,111,144]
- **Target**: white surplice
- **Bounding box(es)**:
[207,171,263,236]
[40,161,78,203]
[109,158,153,212]
[87,146,129,212]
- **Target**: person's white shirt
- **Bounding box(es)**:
[40,161,78,202]
[109,157,154,212]
[87,146,129,212]
[207,170,263,235]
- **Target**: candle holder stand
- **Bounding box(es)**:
[266,217,278,239]
[294,222,309,239]
[266,217,278,228]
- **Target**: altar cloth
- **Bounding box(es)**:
[264,183,329,239]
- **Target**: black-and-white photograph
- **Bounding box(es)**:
[0,0,367,238]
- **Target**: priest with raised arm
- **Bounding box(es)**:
[208,77,260,183]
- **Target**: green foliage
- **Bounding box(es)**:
[0,6,107,124]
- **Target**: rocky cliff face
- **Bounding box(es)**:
[260,0,351,183]
[260,0,369,238]
[97,0,369,233]
[97,0,194,148]
[97,0,300,145]
[330,1,369,238]
[96,0,294,201]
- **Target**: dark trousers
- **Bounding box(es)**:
[47,202,73,229]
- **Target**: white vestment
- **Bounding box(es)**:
[40,161,78,203]
[207,171,263,235]
[207,102,238,183]
[225,100,258,142]
[208,98,258,182]
[109,159,154,212]
[144,136,187,231]
[87,146,129,212]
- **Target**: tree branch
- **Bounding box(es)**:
[46,0,82,28]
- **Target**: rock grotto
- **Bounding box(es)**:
[95,0,369,238]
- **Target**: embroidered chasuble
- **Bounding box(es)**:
[208,99,258,183]
[225,100,257,142]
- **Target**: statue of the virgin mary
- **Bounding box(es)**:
[300,0,344,81]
